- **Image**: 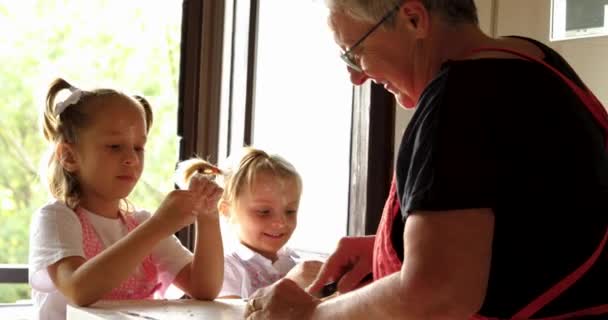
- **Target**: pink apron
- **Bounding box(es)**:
[76,208,161,299]
[373,48,608,319]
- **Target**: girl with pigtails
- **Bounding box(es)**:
[175,147,323,300]
[29,78,224,320]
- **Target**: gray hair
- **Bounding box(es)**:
[325,0,478,26]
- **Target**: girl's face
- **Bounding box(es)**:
[227,172,300,261]
[66,96,148,213]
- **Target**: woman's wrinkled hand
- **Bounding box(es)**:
[307,236,375,296]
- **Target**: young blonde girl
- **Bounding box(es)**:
[175,147,322,299]
[29,78,224,320]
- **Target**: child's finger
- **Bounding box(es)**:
[202,188,223,213]
[198,180,222,201]
[188,173,205,192]
[189,174,218,196]
[211,186,223,201]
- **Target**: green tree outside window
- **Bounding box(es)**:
[0,0,182,302]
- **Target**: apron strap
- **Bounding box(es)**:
[469,47,608,149]
[469,47,608,319]
[513,227,608,319]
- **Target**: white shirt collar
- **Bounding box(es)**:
[232,242,300,269]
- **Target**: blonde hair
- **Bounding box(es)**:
[175,147,302,205]
[41,78,154,209]
[174,158,223,190]
[325,0,478,26]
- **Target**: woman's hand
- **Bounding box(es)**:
[245,279,320,320]
[285,260,323,289]
[307,236,375,295]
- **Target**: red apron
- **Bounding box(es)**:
[372,47,608,319]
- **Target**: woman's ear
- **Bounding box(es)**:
[400,1,430,39]
[56,143,79,173]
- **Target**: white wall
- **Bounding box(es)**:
[495,0,608,105]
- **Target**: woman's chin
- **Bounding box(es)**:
[395,92,416,109]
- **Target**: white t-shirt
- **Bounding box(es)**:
[28,200,193,320]
[219,242,299,299]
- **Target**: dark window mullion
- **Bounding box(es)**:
[176,0,225,248]
[348,83,395,236]
[243,0,259,146]
[225,0,257,152]
[0,265,28,284]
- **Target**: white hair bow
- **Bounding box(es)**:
[54,89,84,116]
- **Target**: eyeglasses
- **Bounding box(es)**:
[340,2,403,73]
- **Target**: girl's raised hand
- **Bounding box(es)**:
[188,173,223,220]
[151,175,222,235]
[151,190,201,235]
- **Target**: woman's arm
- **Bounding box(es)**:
[312,208,494,319]
[247,208,494,319]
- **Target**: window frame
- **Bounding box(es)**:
[0,265,28,283]
[175,0,226,247]
[0,0,207,287]
[1,0,396,286]
[209,0,396,240]
[173,0,397,247]
[348,84,395,235]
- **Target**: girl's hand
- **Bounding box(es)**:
[188,173,223,221]
[151,190,202,235]
[150,174,222,235]
[285,260,324,289]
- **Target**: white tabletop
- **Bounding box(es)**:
[67,299,246,320]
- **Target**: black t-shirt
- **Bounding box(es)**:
[392,39,608,318]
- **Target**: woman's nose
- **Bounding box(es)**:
[348,67,369,85]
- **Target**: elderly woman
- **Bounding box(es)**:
[244,1,608,319]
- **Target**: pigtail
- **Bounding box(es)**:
[40,78,84,208]
[43,78,73,142]
[132,95,154,133]
[174,158,222,190]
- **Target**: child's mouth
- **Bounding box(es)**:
[117,175,136,182]
[263,232,284,239]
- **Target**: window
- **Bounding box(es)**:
[218,0,395,255]
[0,0,396,303]
[552,0,608,40]
[0,0,182,302]
[251,1,353,254]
